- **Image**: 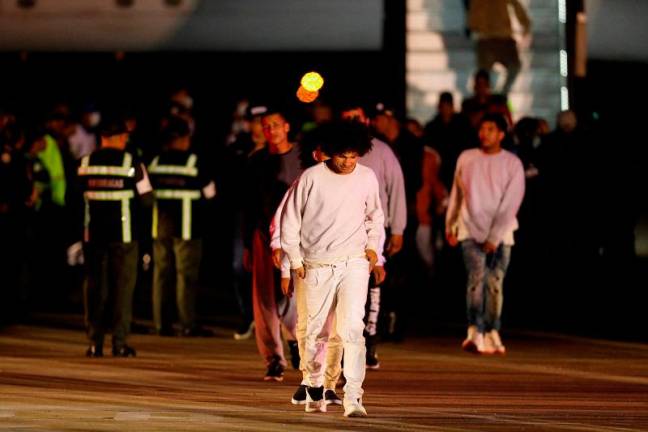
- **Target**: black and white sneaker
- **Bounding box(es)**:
[324,389,342,405]
[264,358,285,382]
[291,384,307,405]
[305,386,326,413]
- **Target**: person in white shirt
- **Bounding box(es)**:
[446,113,525,355]
[281,122,384,417]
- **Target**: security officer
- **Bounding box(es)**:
[148,116,216,337]
[75,115,153,357]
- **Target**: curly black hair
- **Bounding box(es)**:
[318,121,373,157]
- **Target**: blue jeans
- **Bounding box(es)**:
[461,240,511,332]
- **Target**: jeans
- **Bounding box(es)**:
[461,240,511,332]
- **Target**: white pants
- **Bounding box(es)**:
[302,257,369,400]
[294,276,343,390]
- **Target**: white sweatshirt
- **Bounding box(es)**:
[280,162,384,269]
[446,148,525,246]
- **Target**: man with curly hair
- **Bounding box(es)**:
[281,122,384,417]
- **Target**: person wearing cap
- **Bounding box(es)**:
[148,116,217,337]
[446,113,525,355]
[225,102,268,340]
[370,103,425,341]
[339,103,407,369]
[73,115,153,357]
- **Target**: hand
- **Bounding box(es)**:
[66,241,84,266]
[372,265,386,285]
[294,266,305,279]
[242,248,252,272]
[365,249,378,272]
[281,278,293,297]
[386,234,403,256]
[482,241,497,254]
[446,231,459,247]
[271,248,283,270]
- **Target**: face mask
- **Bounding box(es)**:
[87,112,101,128]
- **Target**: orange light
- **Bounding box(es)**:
[296,86,319,103]
[300,71,324,92]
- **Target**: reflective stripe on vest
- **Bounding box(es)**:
[152,189,201,240]
[83,191,135,243]
[78,153,135,177]
[81,153,135,243]
[148,154,198,177]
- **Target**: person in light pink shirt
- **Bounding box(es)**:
[446,113,524,355]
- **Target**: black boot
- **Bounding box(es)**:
[288,340,300,370]
[366,334,380,369]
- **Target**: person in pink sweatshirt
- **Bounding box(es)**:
[446,113,525,355]
[280,122,384,417]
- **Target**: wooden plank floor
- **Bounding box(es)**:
[1,324,647,431]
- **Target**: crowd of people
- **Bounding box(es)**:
[0,67,606,416]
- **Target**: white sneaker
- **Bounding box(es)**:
[343,398,367,418]
[461,325,486,354]
[305,386,326,413]
[485,330,506,355]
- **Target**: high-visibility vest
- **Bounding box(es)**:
[78,150,137,243]
[148,152,207,241]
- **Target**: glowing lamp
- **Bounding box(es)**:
[297,86,319,103]
[300,72,324,92]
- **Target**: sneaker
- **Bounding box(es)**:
[112,345,137,357]
[233,320,255,340]
[264,358,285,382]
[343,397,367,417]
[305,386,326,413]
[485,330,506,355]
[288,340,300,370]
[85,344,103,358]
[325,389,342,405]
[461,325,486,354]
[291,384,307,405]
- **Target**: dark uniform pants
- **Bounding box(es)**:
[84,241,138,348]
[152,238,202,332]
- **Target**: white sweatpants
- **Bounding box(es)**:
[294,275,343,390]
[302,257,369,400]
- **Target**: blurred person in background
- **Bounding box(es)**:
[339,102,406,368]
[148,116,216,337]
[466,0,531,95]
[370,103,424,340]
